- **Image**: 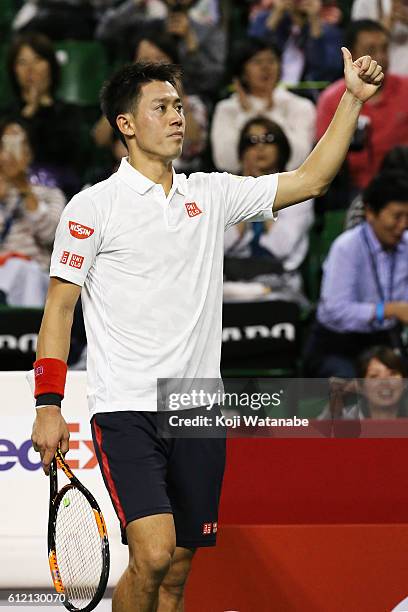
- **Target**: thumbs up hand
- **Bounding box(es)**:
[341,46,384,103]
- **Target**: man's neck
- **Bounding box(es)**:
[128,153,174,197]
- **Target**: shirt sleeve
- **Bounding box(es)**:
[317,237,376,332]
[219,173,279,230]
[49,192,100,287]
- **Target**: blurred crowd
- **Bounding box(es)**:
[1,0,408,401]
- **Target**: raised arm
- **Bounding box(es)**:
[31,277,81,474]
[274,47,384,211]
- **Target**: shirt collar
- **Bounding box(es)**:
[117,157,187,196]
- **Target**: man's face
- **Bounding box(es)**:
[366,201,408,248]
[127,80,185,162]
[352,30,389,74]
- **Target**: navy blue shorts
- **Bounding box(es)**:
[91,406,226,548]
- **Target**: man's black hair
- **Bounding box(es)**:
[346,19,389,52]
[100,62,182,144]
[7,32,61,98]
[380,145,408,174]
[363,170,408,214]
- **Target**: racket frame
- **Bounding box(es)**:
[48,448,110,612]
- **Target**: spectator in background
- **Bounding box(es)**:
[351,0,408,76]
[95,0,226,100]
[319,345,408,419]
[211,38,316,174]
[93,33,208,173]
[1,33,90,198]
[248,0,344,86]
[345,145,408,229]
[304,170,408,378]
[316,19,408,190]
[224,117,313,303]
[0,118,65,306]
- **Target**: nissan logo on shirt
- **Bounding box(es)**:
[69,221,94,239]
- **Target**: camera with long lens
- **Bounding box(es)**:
[349,115,371,152]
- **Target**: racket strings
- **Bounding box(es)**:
[55,488,103,608]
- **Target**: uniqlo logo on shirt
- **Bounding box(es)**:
[185,202,202,218]
[60,250,70,264]
[202,523,212,535]
[69,221,94,239]
[69,254,84,269]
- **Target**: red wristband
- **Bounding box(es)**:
[34,358,68,399]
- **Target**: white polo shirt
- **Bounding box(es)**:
[50,158,278,416]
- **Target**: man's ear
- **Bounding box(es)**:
[116,113,135,141]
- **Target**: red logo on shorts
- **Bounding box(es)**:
[202,523,212,535]
[69,254,84,269]
[69,221,94,239]
[185,202,202,218]
[60,251,70,264]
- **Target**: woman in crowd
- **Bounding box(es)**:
[0,118,65,306]
[211,38,316,174]
[93,32,208,173]
[223,117,313,303]
[320,346,408,419]
[3,32,89,197]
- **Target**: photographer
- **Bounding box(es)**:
[248,0,343,86]
[95,0,226,98]
[316,19,408,189]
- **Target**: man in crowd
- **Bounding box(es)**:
[317,19,408,190]
[304,170,408,378]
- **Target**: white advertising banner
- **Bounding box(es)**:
[0,371,128,588]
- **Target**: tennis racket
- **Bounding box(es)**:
[48,448,110,611]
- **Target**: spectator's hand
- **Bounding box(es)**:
[233,78,252,112]
[300,0,322,36]
[386,301,408,324]
[329,377,360,418]
[167,11,190,38]
[0,174,7,201]
[31,406,70,475]
[300,0,322,18]
[266,0,294,29]
[342,47,384,103]
[22,83,52,118]
[0,149,30,188]
[167,11,198,51]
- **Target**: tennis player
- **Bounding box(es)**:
[31,49,383,612]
